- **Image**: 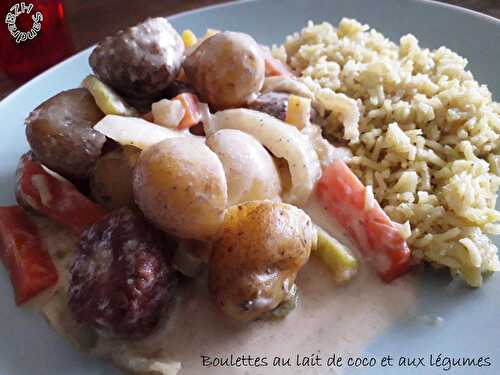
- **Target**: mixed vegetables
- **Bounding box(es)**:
[0,17,411,342]
[316,160,411,282]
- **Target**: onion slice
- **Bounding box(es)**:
[94,115,202,150]
[207,109,321,205]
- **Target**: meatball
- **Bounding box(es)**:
[68,208,177,339]
[183,31,265,110]
[248,92,290,121]
[89,18,184,100]
[25,88,106,179]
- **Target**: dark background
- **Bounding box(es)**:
[0,0,498,99]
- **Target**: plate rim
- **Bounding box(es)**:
[1,0,498,110]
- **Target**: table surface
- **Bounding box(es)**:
[0,0,498,99]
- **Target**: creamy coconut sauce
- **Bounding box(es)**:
[31,197,417,375]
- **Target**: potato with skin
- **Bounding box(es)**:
[133,137,227,240]
[25,88,106,179]
[183,31,265,110]
[90,146,140,210]
[209,200,316,321]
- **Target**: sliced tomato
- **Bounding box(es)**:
[0,206,58,305]
[316,160,411,282]
[16,154,107,235]
[174,93,202,130]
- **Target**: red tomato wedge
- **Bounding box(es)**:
[16,154,107,235]
[264,56,296,78]
[316,160,411,282]
[174,93,202,130]
[0,206,58,305]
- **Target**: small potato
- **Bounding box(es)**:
[25,88,106,179]
[206,129,281,205]
[209,200,316,321]
[90,146,140,210]
[208,109,321,206]
[248,92,289,121]
[183,31,265,110]
[151,99,185,128]
[133,137,227,240]
[163,80,197,99]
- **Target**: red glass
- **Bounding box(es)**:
[0,0,73,81]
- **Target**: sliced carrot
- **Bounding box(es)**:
[174,93,202,130]
[316,160,411,282]
[0,206,58,305]
[16,154,107,235]
[265,56,296,77]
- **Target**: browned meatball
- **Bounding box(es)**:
[89,18,184,99]
[249,91,318,124]
[25,88,106,179]
[248,92,290,121]
[68,208,177,339]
